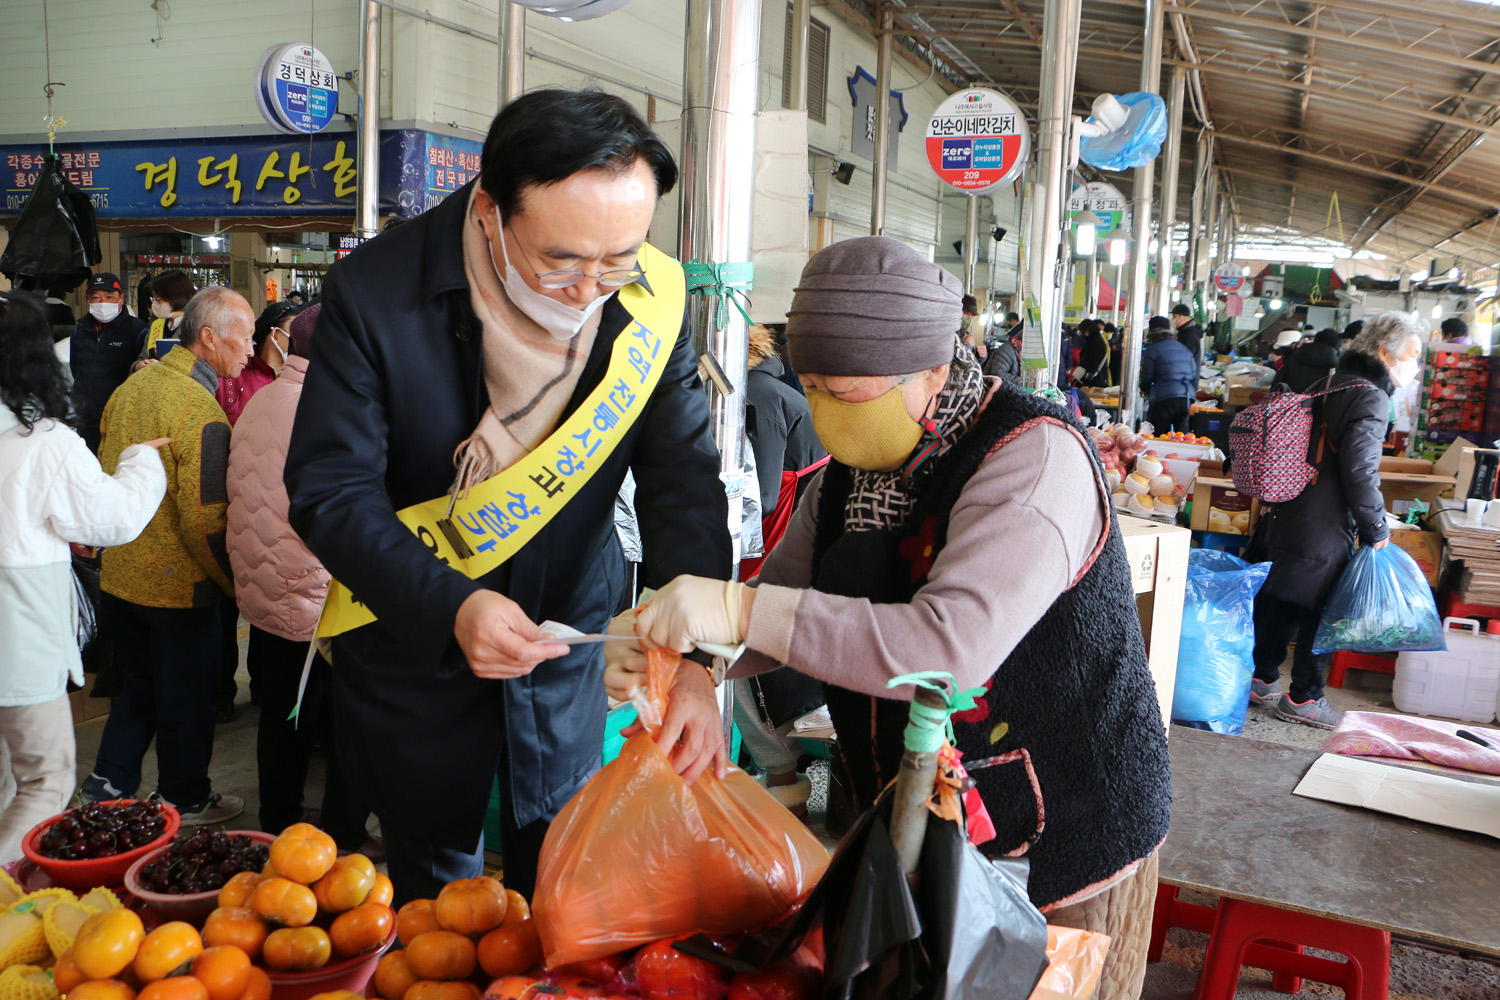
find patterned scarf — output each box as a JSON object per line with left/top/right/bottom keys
{"left": 843, "top": 342, "right": 987, "bottom": 532}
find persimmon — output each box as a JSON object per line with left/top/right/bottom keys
{"left": 132, "top": 921, "right": 203, "bottom": 982}
{"left": 66, "top": 981, "right": 138, "bottom": 1000}
{"left": 728, "top": 967, "right": 807, "bottom": 1000}
{"left": 72, "top": 908, "right": 146, "bottom": 980}
{"left": 434, "top": 879, "right": 507, "bottom": 936}
{"left": 250, "top": 877, "right": 318, "bottom": 928}
{"left": 313, "top": 857, "right": 375, "bottom": 914}
{"left": 136, "top": 977, "right": 209, "bottom": 1000}
{"left": 53, "top": 949, "right": 86, "bottom": 993}
{"left": 403, "top": 981, "right": 480, "bottom": 1000}
{"left": 201, "top": 908, "right": 268, "bottom": 962}
{"left": 372, "top": 949, "right": 417, "bottom": 1000}
{"left": 305, "top": 993, "right": 365, "bottom": 1000}
{"left": 498, "top": 891, "right": 530, "bottom": 928}
{"left": 261, "top": 926, "right": 331, "bottom": 972}
{"left": 476, "top": 922, "right": 542, "bottom": 979}
{"left": 395, "top": 900, "right": 440, "bottom": 947}
{"left": 191, "top": 946, "right": 252, "bottom": 1000}
{"left": 234, "top": 967, "right": 270, "bottom": 1000}
{"left": 217, "top": 873, "right": 263, "bottom": 910}
{"left": 634, "top": 939, "right": 727, "bottom": 1000}
{"left": 268, "top": 823, "right": 337, "bottom": 885}
{"left": 481, "top": 978, "right": 538, "bottom": 1000}
{"left": 404, "top": 930, "right": 477, "bottom": 980}
{"left": 329, "top": 901, "right": 394, "bottom": 958}
{"left": 368, "top": 874, "right": 394, "bottom": 907}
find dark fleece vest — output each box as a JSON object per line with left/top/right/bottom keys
{"left": 810, "top": 385, "right": 1173, "bottom": 908}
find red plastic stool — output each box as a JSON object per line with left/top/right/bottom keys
{"left": 1195, "top": 898, "right": 1391, "bottom": 1000}
{"left": 1150, "top": 885, "right": 1304, "bottom": 993}
{"left": 1326, "top": 650, "right": 1397, "bottom": 689}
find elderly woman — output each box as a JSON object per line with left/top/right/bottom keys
{"left": 622, "top": 237, "right": 1171, "bottom": 1000}
{"left": 1248, "top": 313, "right": 1424, "bottom": 729}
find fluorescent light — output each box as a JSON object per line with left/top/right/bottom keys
{"left": 204, "top": 235, "right": 221, "bottom": 250}
{"left": 1432, "top": 303, "right": 1444, "bottom": 319}
{"left": 1149, "top": 238, "right": 1160, "bottom": 255}
{"left": 270, "top": 245, "right": 281, "bottom": 255}
{"left": 1411, "top": 270, "right": 1429, "bottom": 281}
{"left": 1447, "top": 267, "right": 1460, "bottom": 280}
{"left": 1270, "top": 298, "right": 1283, "bottom": 310}
{"left": 1241, "top": 265, "right": 1250, "bottom": 276}
{"left": 1075, "top": 222, "right": 1096, "bottom": 256}
{"left": 1108, "top": 239, "right": 1127, "bottom": 266}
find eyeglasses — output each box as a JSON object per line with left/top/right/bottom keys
{"left": 507, "top": 226, "right": 643, "bottom": 290}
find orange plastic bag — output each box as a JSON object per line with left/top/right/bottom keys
{"left": 532, "top": 647, "right": 830, "bottom": 968}
{"left": 1026, "top": 926, "right": 1112, "bottom": 1000}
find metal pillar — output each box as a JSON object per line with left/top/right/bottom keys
{"left": 871, "top": 5, "right": 893, "bottom": 235}
{"left": 1204, "top": 177, "right": 1220, "bottom": 279}
{"left": 356, "top": 0, "right": 380, "bottom": 238}
{"left": 499, "top": 1, "right": 525, "bottom": 106}
{"left": 1187, "top": 131, "right": 1208, "bottom": 304}
{"left": 1111, "top": 261, "right": 1123, "bottom": 327}
{"left": 1086, "top": 254, "right": 1100, "bottom": 318}
{"left": 680, "top": 0, "right": 762, "bottom": 565}
{"left": 786, "top": 0, "right": 810, "bottom": 111}
{"left": 1155, "top": 65, "right": 1186, "bottom": 314}
{"left": 963, "top": 194, "right": 979, "bottom": 294}
{"left": 1026, "top": 0, "right": 1084, "bottom": 384}
{"left": 1120, "top": 0, "right": 1164, "bottom": 423}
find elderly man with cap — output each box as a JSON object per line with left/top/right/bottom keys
{"left": 69, "top": 273, "right": 149, "bottom": 453}
{"left": 1139, "top": 315, "right": 1198, "bottom": 433}
{"left": 620, "top": 236, "right": 1172, "bottom": 1000}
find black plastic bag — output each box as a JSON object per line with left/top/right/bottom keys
{"left": 71, "top": 554, "right": 99, "bottom": 651}
{"left": 0, "top": 153, "right": 100, "bottom": 292}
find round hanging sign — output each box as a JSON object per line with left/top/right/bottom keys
{"left": 925, "top": 88, "right": 1030, "bottom": 194}
{"left": 1214, "top": 263, "right": 1247, "bottom": 293}
{"left": 255, "top": 43, "right": 340, "bottom": 135}
{"left": 1066, "top": 182, "right": 1131, "bottom": 235}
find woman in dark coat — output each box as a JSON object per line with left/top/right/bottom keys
{"left": 1280, "top": 328, "right": 1342, "bottom": 393}
{"left": 1075, "top": 318, "right": 1112, "bottom": 387}
{"left": 1248, "top": 313, "right": 1423, "bottom": 728}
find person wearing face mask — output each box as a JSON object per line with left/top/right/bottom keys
{"left": 1246, "top": 312, "right": 1425, "bottom": 730}
{"left": 217, "top": 302, "right": 299, "bottom": 427}
{"left": 620, "top": 237, "right": 1172, "bottom": 1000}
{"left": 283, "top": 90, "right": 731, "bottom": 904}
{"left": 70, "top": 273, "right": 149, "bottom": 453}
{"left": 137, "top": 270, "right": 197, "bottom": 366}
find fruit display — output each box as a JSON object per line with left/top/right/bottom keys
{"left": 33, "top": 804, "right": 170, "bottom": 862}
{"left": 136, "top": 834, "right": 270, "bottom": 896}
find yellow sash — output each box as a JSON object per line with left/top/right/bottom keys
{"left": 316, "top": 242, "right": 686, "bottom": 640}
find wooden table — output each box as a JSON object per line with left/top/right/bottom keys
{"left": 1161, "top": 728, "right": 1500, "bottom": 957}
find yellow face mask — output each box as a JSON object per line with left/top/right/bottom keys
{"left": 808, "top": 385, "right": 927, "bottom": 472}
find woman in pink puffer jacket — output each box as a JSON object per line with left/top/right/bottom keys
{"left": 225, "top": 304, "right": 375, "bottom": 857}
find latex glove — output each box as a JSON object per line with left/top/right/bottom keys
{"left": 455, "top": 590, "right": 569, "bottom": 680}
{"left": 636, "top": 575, "right": 746, "bottom": 653}
{"left": 1072, "top": 366, "right": 1087, "bottom": 381}
{"left": 623, "top": 657, "right": 728, "bottom": 783}
{"left": 602, "top": 608, "right": 648, "bottom": 702}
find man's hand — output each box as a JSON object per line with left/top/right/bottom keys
{"left": 625, "top": 660, "right": 728, "bottom": 784}
{"left": 635, "top": 575, "right": 745, "bottom": 653}
{"left": 1372, "top": 538, "right": 1389, "bottom": 550}
{"left": 132, "top": 359, "right": 158, "bottom": 373}
{"left": 602, "top": 608, "right": 648, "bottom": 702}
{"left": 454, "top": 590, "right": 569, "bottom": 679}
{"left": 141, "top": 437, "right": 170, "bottom": 449}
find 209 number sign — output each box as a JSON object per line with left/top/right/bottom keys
{"left": 925, "top": 88, "right": 1030, "bottom": 195}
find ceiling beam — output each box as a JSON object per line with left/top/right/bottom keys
{"left": 1163, "top": 3, "right": 1500, "bottom": 80}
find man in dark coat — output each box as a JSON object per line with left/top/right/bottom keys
{"left": 1138, "top": 316, "right": 1197, "bottom": 432}
{"left": 1280, "top": 328, "right": 1341, "bottom": 393}
{"left": 70, "top": 272, "right": 148, "bottom": 453}
{"left": 284, "top": 91, "right": 731, "bottom": 903}
{"left": 1248, "top": 314, "right": 1423, "bottom": 729}
{"left": 1074, "top": 317, "right": 1111, "bottom": 387}
{"left": 983, "top": 321, "right": 1022, "bottom": 382}
{"left": 1170, "top": 302, "right": 1203, "bottom": 373}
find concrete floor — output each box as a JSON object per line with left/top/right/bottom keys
{"left": 61, "top": 632, "right": 1500, "bottom": 998}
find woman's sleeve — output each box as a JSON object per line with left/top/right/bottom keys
{"left": 729, "top": 471, "right": 823, "bottom": 679}
{"left": 741, "top": 421, "right": 1106, "bottom": 697}
{"left": 43, "top": 434, "right": 167, "bottom": 547}
{"left": 1338, "top": 391, "right": 1390, "bottom": 545}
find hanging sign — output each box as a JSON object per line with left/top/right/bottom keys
{"left": 255, "top": 43, "right": 340, "bottom": 135}
{"left": 848, "top": 67, "right": 908, "bottom": 168}
{"left": 925, "top": 88, "right": 1030, "bottom": 194}
{"left": 1065, "top": 182, "right": 1131, "bottom": 235}
{"left": 1214, "top": 263, "right": 1247, "bottom": 293}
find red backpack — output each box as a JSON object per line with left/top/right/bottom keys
{"left": 1228, "top": 379, "right": 1371, "bottom": 503}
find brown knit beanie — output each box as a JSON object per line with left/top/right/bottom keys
{"left": 786, "top": 236, "right": 963, "bottom": 376}
{"left": 289, "top": 302, "right": 322, "bottom": 357}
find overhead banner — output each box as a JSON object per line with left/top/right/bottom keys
{"left": 925, "top": 88, "right": 1030, "bottom": 195}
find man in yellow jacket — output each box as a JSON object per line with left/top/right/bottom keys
{"left": 76, "top": 286, "right": 255, "bottom": 826}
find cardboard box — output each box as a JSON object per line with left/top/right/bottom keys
{"left": 1227, "top": 385, "right": 1270, "bottom": 408}
{"left": 1389, "top": 529, "right": 1443, "bottom": 586}
{"left": 1455, "top": 447, "right": 1500, "bottom": 501}
{"left": 1380, "top": 457, "right": 1434, "bottom": 475}
{"left": 69, "top": 687, "right": 110, "bottom": 725}
{"left": 1190, "top": 477, "right": 1260, "bottom": 535}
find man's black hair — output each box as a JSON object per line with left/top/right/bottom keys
{"left": 481, "top": 89, "right": 678, "bottom": 221}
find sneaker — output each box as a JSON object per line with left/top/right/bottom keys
{"left": 71, "top": 773, "right": 124, "bottom": 807}
{"left": 160, "top": 791, "right": 245, "bottom": 827}
{"left": 1273, "top": 694, "right": 1341, "bottom": 730}
{"left": 1249, "top": 678, "right": 1282, "bottom": 705}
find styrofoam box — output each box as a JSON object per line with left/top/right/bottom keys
{"left": 1394, "top": 618, "right": 1500, "bottom": 724}
{"left": 1142, "top": 439, "right": 1217, "bottom": 461}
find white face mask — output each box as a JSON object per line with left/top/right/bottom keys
{"left": 489, "top": 209, "right": 611, "bottom": 340}
{"left": 150, "top": 300, "right": 174, "bottom": 319}
{"left": 269, "top": 330, "right": 288, "bottom": 364}
{"left": 89, "top": 302, "right": 122, "bottom": 324}
{"left": 1391, "top": 357, "right": 1420, "bottom": 389}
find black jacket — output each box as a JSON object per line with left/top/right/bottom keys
{"left": 745, "top": 355, "right": 824, "bottom": 520}
{"left": 284, "top": 180, "right": 731, "bottom": 846}
{"left": 69, "top": 312, "right": 148, "bottom": 453}
{"left": 1280, "top": 341, "right": 1340, "bottom": 394}
{"left": 1079, "top": 330, "right": 1111, "bottom": 387}
{"left": 983, "top": 341, "right": 1021, "bottom": 383}
{"left": 1252, "top": 350, "right": 1393, "bottom": 609}
{"left": 1176, "top": 320, "right": 1204, "bottom": 366}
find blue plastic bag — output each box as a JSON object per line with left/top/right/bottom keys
{"left": 1172, "top": 549, "right": 1270, "bottom": 734}
{"left": 1311, "top": 545, "right": 1446, "bottom": 654}
{"left": 1078, "top": 92, "right": 1167, "bottom": 172}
